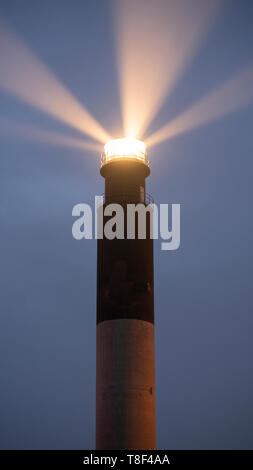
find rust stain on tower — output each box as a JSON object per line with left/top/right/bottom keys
{"left": 96, "top": 138, "right": 156, "bottom": 450}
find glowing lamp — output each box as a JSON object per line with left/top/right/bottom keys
{"left": 101, "top": 138, "right": 148, "bottom": 167}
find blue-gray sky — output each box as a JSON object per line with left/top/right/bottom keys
{"left": 0, "top": 0, "right": 253, "bottom": 449}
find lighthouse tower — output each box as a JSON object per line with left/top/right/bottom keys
{"left": 96, "top": 138, "right": 156, "bottom": 450}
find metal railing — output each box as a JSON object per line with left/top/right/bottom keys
{"left": 97, "top": 191, "right": 154, "bottom": 206}
{"left": 100, "top": 153, "right": 150, "bottom": 168}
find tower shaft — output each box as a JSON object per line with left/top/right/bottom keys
{"left": 96, "top": 159, "right": 156, "bottom": 450}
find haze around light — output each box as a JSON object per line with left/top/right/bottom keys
{"left": 0, "top": 1, "right": 253, "bottom": 155}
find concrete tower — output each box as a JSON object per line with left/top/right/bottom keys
{"left": 96, "top": 138, "right": 156, "bottom": 450}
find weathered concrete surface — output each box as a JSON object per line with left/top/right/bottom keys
{"left": 96, "top": 318, "right": 156, "bottom": 450}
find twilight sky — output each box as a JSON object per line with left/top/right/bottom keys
{"left": 0, "top": 0, "right": 253, "bottom": 449}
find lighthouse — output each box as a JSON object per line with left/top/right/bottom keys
{"left": 96, "top": 138, "right": 156, "bottom": 450}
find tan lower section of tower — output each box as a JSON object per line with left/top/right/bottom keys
{"left": 96, "top": 319, "right": 156, "bottom": 450}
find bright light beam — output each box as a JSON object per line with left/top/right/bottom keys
{"left": 114, "top": 0, "right": 221, "bottom": 140}
{"left": 0, "top": 117, "right": 103, "bottom": 153}
{"left": 0, "top": 23, "right": 111, "bottom": 144}
{"left": 146, "top": 65, "right": 253, "bottom": 147}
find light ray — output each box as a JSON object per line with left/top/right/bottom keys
{"left": 0, "top": 22, "right": 111, "bottom": 144}
{"left": 146, "top": 65, "right": 253, "bottom": 147}
{"left": 0, "top": 117, "right": 103, "bottom": 153}
{"left": 114, "top": 0, "right": 221, "bottom": 139}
